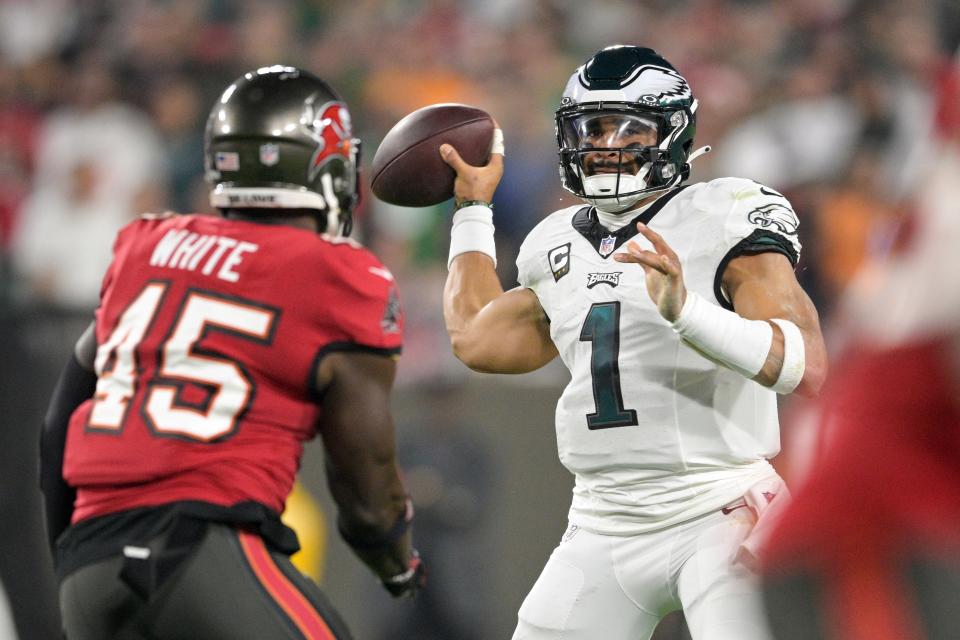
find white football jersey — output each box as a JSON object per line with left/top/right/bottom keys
{"left": 516, "top": 177, "right": 802, "bottom": 535}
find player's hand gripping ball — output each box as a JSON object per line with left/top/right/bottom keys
{"left": 371, "top": 104, "right": 495, "bottom": 207}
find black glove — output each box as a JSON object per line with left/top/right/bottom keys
{"left": 381, "top": 549, "right": 427, "bottom": 598}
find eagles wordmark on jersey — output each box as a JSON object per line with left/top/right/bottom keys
{"left": 517, "top": 177, "right": 801, "bottom": 535}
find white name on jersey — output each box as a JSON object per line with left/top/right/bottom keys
{"left": 150, "top": 229, "right": 258, "bottom": 282}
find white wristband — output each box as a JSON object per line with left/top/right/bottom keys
{"left": 491, "top": 128, "right": 504, "bottom": 155}
{"left": 769, "top": 319, "right": 805, "bottom": 394}
{"left": 672, "top": 291, "right": 773, "bottom": 378}
{"left": 447, "top": 204, "right": 496, "bottom": 269}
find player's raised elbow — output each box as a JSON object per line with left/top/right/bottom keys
{"left": 450, "top": 325, "right": 556, "bottom": 374}
{"left": 792, "top": 359, "right": 827, "bottom": 398}
{"left": 451, "top": 331, "right": 533, "bottom": 373}
{"left": 450, "top": 332, "right": 493, "bottom": 372}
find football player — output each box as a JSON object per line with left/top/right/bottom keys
{"left": 38, "top": 66, "right": 424, "bottom": 639}
{"left": 439, "top": 45, "right": 827, "bottom": 640}
{"left": 762, "top": 51, "right": 960, "bottom": 640}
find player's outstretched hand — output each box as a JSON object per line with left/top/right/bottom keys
{"left": 439, "top": 124, "right": 504, "bottom": 206}
{"left": 381, "top": 549, "right": 427, "bottom": 598}
{"left": 614, "top": 222, "right": 687, "bottom": 322}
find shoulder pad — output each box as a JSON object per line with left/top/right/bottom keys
{"left": 688, "top": 177, "right": 753, "bottom": 210}
{"left": 518, "top": 205, "right": 582, "bottom": 255}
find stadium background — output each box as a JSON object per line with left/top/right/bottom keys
{"left": 0, "top": 1, "right": 956, "bottom": 638}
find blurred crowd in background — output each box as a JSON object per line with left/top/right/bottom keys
{"left": 2, "top": 0, "right": 958, "bottom": 377}
{"left": 0, "top": 0, "right": 957, "bottom": 639}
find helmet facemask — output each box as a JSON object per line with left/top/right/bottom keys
{"left": 301, "top": 96, "right": 362, "bottom": 236}
{"left": 557, "top": 103, "right": 694, "bottom": 213}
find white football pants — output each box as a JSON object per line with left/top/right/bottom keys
{"left": 512, "top": 504, "right": 773, "bottom": 640}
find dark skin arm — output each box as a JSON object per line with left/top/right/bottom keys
{"left": 313, "top": 350, "right": 413, "bottom": 580}
{"left": 444, "top": 254, "right": 558, "bottom": 373}
{"left": 723, "top": 252, "right": 827, "bottom": 396}
{"left": 616, "top": 224, "right": 827, "bottom": 397}
{"left": 440, "top": 138, "right": 559, "bottom": 373}
{"left": 75, "top": 321, "right": 97, "bottom": 369}
{"left": 40, "top": 321, "right": 97, "bottom": 551}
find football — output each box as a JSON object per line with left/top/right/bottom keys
{"left": 370, "top": 104, "right": 494, "bottom": 207}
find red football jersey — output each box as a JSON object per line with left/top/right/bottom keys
{"left": 762, "top": 340, "right": 960, "bottom": 640}
{"left": 764, "top": 338, "right": 960, "bottom": 568}
{"left": 63, "top": 214, "right": 403, "bottom": 523}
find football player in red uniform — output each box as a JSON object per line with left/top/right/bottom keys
{"left": 761, "top": 53, "right": 960, "bottom": 640}
{"left": 38, "top": 66, "right": 424, "bottom": 639}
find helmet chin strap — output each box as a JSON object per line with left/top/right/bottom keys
{"left": 323, "top": 209, "right": 341, "bottom": 236}
{"left": 320, "top": 172, "right": 344, "bottom": 236}
{"left": 688, "top": 145, "right": 712, "bottom": 164}
{"left": 583, "top": 162, "right": 651, "bottom": 213}
{"left": 591, "top": 192, "right": 643, "bottom": 213}
{"left": 583, "top": 164, "right": 650, "bottom": 221}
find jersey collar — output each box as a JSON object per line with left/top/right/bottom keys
{"left": 571, "top": 186, "right": 688, "bottom": 258}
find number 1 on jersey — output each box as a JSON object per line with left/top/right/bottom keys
{"left": 579, "top": 302, "right": 638, "bottom": 429}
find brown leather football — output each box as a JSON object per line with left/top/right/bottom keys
{"left": 370, "top": 104, "right": 494, "bottom": 207}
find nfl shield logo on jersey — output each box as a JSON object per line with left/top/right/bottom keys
{"left": 259, "top": 143, "right": 280, "bottom": 166}
{"left": 599, "top": 235, "right": 616, "bottom": 257}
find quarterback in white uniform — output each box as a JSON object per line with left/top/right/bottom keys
{"left": 439, "top": 45, "right": 827, "bottom": 640}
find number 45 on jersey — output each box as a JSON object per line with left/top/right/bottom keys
{"left": 89, "top": 282, "right": 278, "bottom": 442}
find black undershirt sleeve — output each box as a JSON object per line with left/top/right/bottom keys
{"left": 39, "top": 354, "right": 97, "bottom": 552}
{"left": 713, "top": 229, "right": 799, "bottom": 310}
